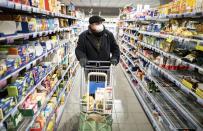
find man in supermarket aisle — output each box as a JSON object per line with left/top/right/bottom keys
{"left": 75, "top": 15, "right": 120, "bottom": 67}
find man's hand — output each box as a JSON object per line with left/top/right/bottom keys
{"left": 80, "top": 58, "right": 87, "bottom": 67}
{"left": 110, "top": 58, "right": 118, "bottom": 65}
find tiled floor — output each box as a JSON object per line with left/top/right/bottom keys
{"left": 58, "top": 66, "right": 153, "bottom": 131}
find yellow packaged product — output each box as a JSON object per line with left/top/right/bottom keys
{"left": 39, "top": 0, "right": 45, "bottom": 10}
{"left": 186, "top": 0, "right": 196, "bottom": 12}
{"left": 196, "top": 88, "right": 203, "bottom": 98}
{"left": 182, "top": 79, "right": 193, "bottom": 90}
{"left": 0, "top": 108, "right": 3, "bottom": 120}
{"left": 179, "top": 0, "right": 186, "bottom": 13}
{"left": 47, "top": 119, "right": 55, "bottom": 131}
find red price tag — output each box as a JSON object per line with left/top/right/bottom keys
{"left": 7, "top": 37, "right": 14, "bottom": 43}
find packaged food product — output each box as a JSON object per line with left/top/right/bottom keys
{"left": 0, "top": 21, "right": 17, "bottom": 37}
{"left": 0, "top": 60, "right": 7, "bottom": 78}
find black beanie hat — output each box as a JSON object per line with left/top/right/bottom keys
{"left": 89, "top": 15, "right": 105, "bottom": 24}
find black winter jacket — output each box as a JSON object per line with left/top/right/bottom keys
{"left": 75, "top": 29, "right": 120, "bottom": 62}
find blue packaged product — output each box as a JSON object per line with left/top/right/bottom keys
{"left": 1, "top": 100, "right": 11, "bottom": 112}
{"left": 40, "top": 41, "right": 47, "bottom": 52}
{"left": 5, "top": 59, "right": 15, "bottom": 73}
{"left": 20, "top": 55, "right": 28, "bottom": 65}
{"left": 20, "top": 22, "right": 30, "bottom": 33}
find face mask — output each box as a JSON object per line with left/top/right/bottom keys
{"left": 95, "top": 24, "right": 104, "bottom": 32}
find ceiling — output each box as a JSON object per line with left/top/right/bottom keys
{"left": 65, "top": 0, "right": 161, "bottom": 8}
{"left": 62, "top": 0, "right": 171, "bottom": 16}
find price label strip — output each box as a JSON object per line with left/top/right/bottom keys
{"left": 33, "top": 32, "right": 38, "bottom": 38}
{"left": 7, "top": 1, "right": 14, "bottom": 8}
{"left": 24, "top": 34, "right": 30, "bottom": 40}
{"left": 7, "top": 37, "right": 14, "bottom": 43}
{"left": 15, "top": 3, "right": 21, "bottom": 10}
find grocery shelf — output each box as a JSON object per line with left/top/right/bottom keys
{"left": 137, "top": 52, "right": 203, "bottom": 105}
{"left": 0, "top": 52, "right": 70, "bottom": 125}
{"left": 23, "top": 79, "right": 62, "bottom": 131}
{"left": 120, "top": 64, "right": 162, "bottom": 131}
{"left": 43, "top": 75, "right": 73, "bottom": 131}
{"left": 121, "top": 37, "right": 137, "bottom": 49}
{"left": 121, "top": 56, "right": 195, "bottom": 130}
{"left": 139, "top": 41, "right": 203, "bottom": 72}
{"left": 54, "top": 63, "right": 79, "bottom": 131}
{"left": 119, "top": 18, "right": 169, "bottom": 22}
{"left": 0, "top": 27, "right": 73, "bottom": 42}
{"left": 121, "top": 31, "right": 203, "bottom": 73}
{"left": 0, "top": 64, "right": 57, "bottom": 126}
{"left": 119, "top": 27, "right": 138, "bottom": 31}
{"left": 120, "top": 26, "right": 203, "bottom": 44}
{"left": 139, "top": 30, "right": 202, "bottom": 43}
{"left": 158, "top": 11, "right": 203, "bottom": 19}
{"left": 123, "top": 32, "right": 137, "bottom": 40}
{"left": 0, "top": 1, "right": 80, "bottom": 20}
{"left": 136, "top": 63, "right": 203, "bottom": 130}
{"left": 122, "top": 51, "right": 136, "bottom": 66}
{"left": 120, "top": 44, "right": 136, "bottom": 58}
{"left": 0, "top": 46, "right": 58, "bottom": 82}
{"left": 20, "top": 61, "right": 78, "bottom": 131}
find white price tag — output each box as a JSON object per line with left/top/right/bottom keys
{"left": 27, "top": 6, "right": 31, "bottom": 12}
{"left": 26, "top": 63, "right": 31, "bottom": 70}
{"left": 33, "top": 32, "right": 37, "bottom": 38}
{"left": 24, "top": 34, "right": 29, "bottom": 40}
{"left": 11, "top": 107, "right": 18, "bottom": 116}
{"left": 39, "top": 32, "right": 43, "bottom": 37}
{"left": 15, "top": 3, "right": 21, "bottom": 10}
{"left": 7, "top": 37, "right": 14, "bottom": 43}
{"left": 44, "top": 31, "right": 48, "bottom": 36}
{"left": 33, "top": 60, "right": 37, "bottom": 66}
{"left": 0, "top": 1, "right": 7, "bottom": 7}
{"left": 7, "top": 1, "right": 14, "bottom": 8}
{"left": 21, "top": 4, "right": 27, "bottom": 11}
{"left": 32, "top": 7, "right": 37, "bottom": 13}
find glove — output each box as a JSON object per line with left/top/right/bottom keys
{"left": 110, "top": 58, "right": 118, "bottom": 65}
{"left": 79, "top": 58, "right": 87, "bottom": 67}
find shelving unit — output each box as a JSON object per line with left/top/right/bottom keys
{"left": 118, "top": 4, "right": 203, "bottom": 130}
{"left": 0, "top": 1, "right": 83, "bottom": 130}
{"left": 0, "top": 1, "right": 81, "bottom": 20}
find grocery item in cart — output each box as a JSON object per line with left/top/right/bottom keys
{"left": 82, "top": 95, "right": 94, "bottom": 111}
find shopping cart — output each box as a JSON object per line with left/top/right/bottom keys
{"left": 79, "top": 61, "right": 114, "bottom": 131}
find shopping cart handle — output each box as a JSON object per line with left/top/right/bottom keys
{"left": 86, "top": 61, "right": 111, "bottom": 67}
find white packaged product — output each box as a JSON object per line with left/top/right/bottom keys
{"left": 0, "top": 21, "right": 16, "bottom": 36}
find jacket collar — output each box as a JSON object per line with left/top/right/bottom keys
{"left": 86, "top": 28, "right": 108, "bottom": 52}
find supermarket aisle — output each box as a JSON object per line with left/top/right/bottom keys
{"left": 58, "top": 65, "right": 153, "bottom": 131}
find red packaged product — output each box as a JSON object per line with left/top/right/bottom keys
{"left": 10, "top": 0, "right": 20, "bottom": 3}
{"left": 21, "top": 0, "right": 30, "bottom": 5}
{"left": 44, "top": 0, "right": 50, "bottom": 11}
